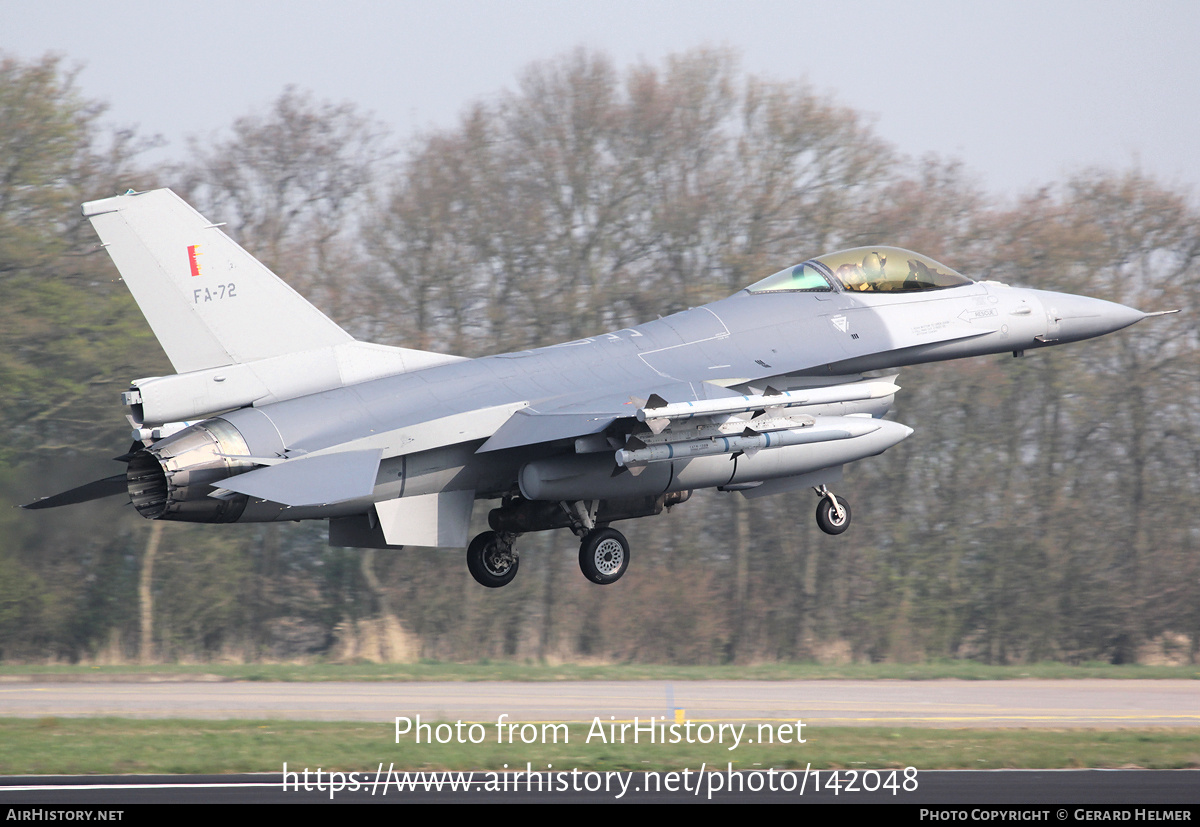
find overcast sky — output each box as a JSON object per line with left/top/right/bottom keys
{"left": 4, "top": 0, "right": 1198, "bottom": 197}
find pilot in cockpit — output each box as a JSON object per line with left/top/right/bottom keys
{"left": 836, "top": 251, "right": 888, "bottom": 292}
{"left": 861, "top": 252, "right": 887, "bottom": 289}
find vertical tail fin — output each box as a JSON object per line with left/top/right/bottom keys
{"left": 83, "top": 189, "right": 353, "bottom": 374}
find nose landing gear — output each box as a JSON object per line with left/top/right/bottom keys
{"left": 814, "top": 485, "right": 851, "bottom": 535}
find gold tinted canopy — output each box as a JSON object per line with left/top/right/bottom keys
{"left": 747, "top": 247, "right": 973, "bottom": 294}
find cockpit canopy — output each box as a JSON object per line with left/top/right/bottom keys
{"left": 746, "top": 247, "right": 973, "bottom": 294}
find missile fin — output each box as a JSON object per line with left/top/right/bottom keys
{"left": 646, "top": 417, "right": 669, "bottom": 435}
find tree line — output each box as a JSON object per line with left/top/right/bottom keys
{"left": 2, "top": 48, "right": 1197, "bottom": 665}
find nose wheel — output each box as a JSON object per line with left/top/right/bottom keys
{"left": 466, "top": 530, "right": 519, "bottom": 588}
{"left": 814, "top": 486, "right": 851, "bottom": 535}
{"left": 579, "top": 527, "right": 630, "bottom": 585}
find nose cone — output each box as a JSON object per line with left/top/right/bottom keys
{"left": 1031, "top": 290, "right": 1147, "bottom": 344}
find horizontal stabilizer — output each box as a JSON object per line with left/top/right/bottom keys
{"left": 216, "top": 449, "right": 382, "bottom": 506}
{"left": 22, "top": 474, "right": 128, "bottom": 510}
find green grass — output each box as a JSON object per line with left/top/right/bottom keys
{"left": 1, "top": 660, "right": 1197, "bottom": 682}
{"left": 1, "top": 718, "right": 1197, "bottom": 774}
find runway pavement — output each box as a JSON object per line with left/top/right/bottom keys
{"left": 1, "top": 679, "right": 1197, "bottom": 726}
{"left": 2, "top": 679, "right": 1197, "bottom": 805}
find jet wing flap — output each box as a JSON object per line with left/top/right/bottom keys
{"left": 476, "top": 381, "right": 751, "bottom": 453}
{"left": 477, "top": 409, "right": 616, "bottom": 453}
{"left": 217, "top": 449, "right": 383, "bottom": 506}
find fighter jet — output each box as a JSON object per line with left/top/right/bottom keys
{"left": 23, "top": 189, "right": 1171, "bottom": 588}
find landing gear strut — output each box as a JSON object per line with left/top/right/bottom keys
{"left": 466, "top": 530, "right": 519, "bottom": 588}
{"left": 814, "top": 485, "right": 851, "bottom": 535}
{"left": 578, "top": 527, "right": 630, "bottom": 585}
{"left": 467, "top": 497, "right": 647, "bottom": 587}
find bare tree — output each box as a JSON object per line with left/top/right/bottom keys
{"left": 179, "top": 87, "right": 392, "bottom": 333}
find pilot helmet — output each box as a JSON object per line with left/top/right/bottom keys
{"left": 861, "top": 251, "right": 886, "bottom": 278}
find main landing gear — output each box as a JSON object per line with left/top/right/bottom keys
{"left": 814, "top": 485, "right": 852, "bottom": 535}
{"left": 466, "top": 525, "right": 632, "bottom": 588}
{"left": 466, "top": 530, "right": 519, "bottom": 588}
{"left": 578, "top": 527, "right": 630, "bottom": 585}
{"left": 466, "top": 499, "right": 635, "bottom": 588}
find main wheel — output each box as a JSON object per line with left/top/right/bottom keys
{"left": 466, "top": 531, "right": 519, "bottom": 588}
{"left": 579, "top": 527, "right": 630, "bottom": 585}
{"left": 815, "top": 495, "right": 851, "bottom": 535}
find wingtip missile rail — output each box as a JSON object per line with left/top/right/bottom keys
{"left": 635, "top": 380, "right": 900, "bottom": 428}
{"left": 615, "top": 417, "right": 884, "bottom": 468}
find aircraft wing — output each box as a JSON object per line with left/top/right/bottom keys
{"left": 476, "top": 373, "right": 901, "bottom": 455}
{"left": 476, "top": 381, "right": 735, "bottom": 453}
{"left": 477, "top": 408, "right": 617, "bottom": 453}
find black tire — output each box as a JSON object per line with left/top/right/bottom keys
{"left": 815, "top": 495, "right": 851, "bottom": 535}
{"left": 578, "top": 527, "right": 630, "bottom": 585}
{"left": 466, "top": 531, "right": 519, "bottom": 588}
